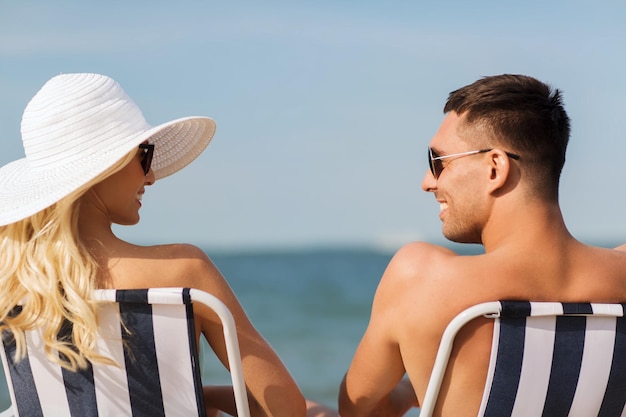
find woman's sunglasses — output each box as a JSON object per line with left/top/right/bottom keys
{"left": 138, "top": 143, "right": 155, "bottom": 175}
{"left": 428, "top": 147, "right": 520, "bottom": 179}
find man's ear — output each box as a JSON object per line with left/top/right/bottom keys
{"left": 486, "top": 149, "right": 514, "bottom": 194}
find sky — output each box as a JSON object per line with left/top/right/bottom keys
{"left": 1, "top": 0, "right": 625, "bottom": 252}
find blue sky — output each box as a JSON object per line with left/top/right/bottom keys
{"left": 1, "top": 1, "right": 625, "bottom": 251}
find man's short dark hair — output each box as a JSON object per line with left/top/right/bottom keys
{"left": 444, "top": 74, "right": 570, "bottom": 198}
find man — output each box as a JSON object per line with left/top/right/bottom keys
{"left": 338, "top": 74, "right": 626, "bottom": 417}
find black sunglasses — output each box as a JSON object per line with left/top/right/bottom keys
{"left": 428, "top": 147, "right": 520, "bottom": 179}
{"left": 138, "top": 143, "right": 155, "bottom": 175}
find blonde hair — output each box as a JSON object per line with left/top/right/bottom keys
{"left": 0, "top": 150, "right": 137, "bottom": 371}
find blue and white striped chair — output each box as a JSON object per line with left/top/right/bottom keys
{"left": 0, "top": 287, "right": 250, "bottom": 417}
{"left": 420, "top": 301, "right": 626, "bottom": 417}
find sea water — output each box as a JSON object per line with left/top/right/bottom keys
{"left": 0, "top": 244, "right": 485, "bottom": 415}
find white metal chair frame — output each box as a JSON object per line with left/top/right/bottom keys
{"left": 420, "top": 302, "right": 501, "bottom": 417}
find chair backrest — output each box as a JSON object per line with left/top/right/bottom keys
{"left": 0, "top": 287, "right": 250, "bottom": 417}
{"left": 420, "top": 300, "right": 626, "bottom": 417}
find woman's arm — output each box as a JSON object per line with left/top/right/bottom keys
{"left": 176, "top": 244, "right": 306, "bottom": 417}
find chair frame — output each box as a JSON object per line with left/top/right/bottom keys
{"left": 0, "top": 287, "right": 250, "bottom": 417}
{"left": 420, "top": 302, "right": 501, "bottom": 417}
{"left": 419, "top": 301, "right": 626, "bottom": 417}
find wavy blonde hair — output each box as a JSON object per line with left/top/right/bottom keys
{"left": 0, "top": 150, "right": 137, "bottom": 371}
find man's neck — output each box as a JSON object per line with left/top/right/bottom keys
{"left": 481, "top": 201, "right": 572, "bottom": 253}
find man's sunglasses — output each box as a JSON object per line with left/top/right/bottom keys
{"left": 138, "top": 143, "right": 155, "bottom": 175}
{"left": 428, "top": 147, "right": 520, "bottom": 179}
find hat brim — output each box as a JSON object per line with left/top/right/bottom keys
{"left": 0, "top": 116, "right": 215, "bottom": 226}
{"left": 148, "top": 116, "right": 216, "bottom": 180}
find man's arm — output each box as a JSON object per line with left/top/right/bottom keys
{"left": 339, "top": 376, "right": 417, "bottom": 417}
{"left": 338, "top": 248, "right": 422, "bottom": 417}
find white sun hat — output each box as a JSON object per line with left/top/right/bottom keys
{"left": 0, "top": 73, "right": 216, "bottom": 226}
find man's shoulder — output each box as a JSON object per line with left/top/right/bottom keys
{"left": 394, "top": 241, "right": 458, "bottom": 260}
{"left": 374, "top": 242, "right": 479, "bottom": 301}
{"left": 377, "top": 241, "right": 497, "bottom": 310}
{"left": 386, "top": 241, "right": 477, "bottom": 280}
{"left": 372, "top": 242, "right": 488, "bottom": 342}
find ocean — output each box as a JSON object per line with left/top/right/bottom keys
{"left": 0, "top": 243, "right": 485, "bottom": 415}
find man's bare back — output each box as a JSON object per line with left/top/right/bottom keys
{"left": 338, "top": 75, "right": 626, "bottom": 417}
{"left": 373, "top": 241, "right": 626, "bottom": 416}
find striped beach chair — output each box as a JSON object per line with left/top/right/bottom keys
{"left": 420, "top": 300, "right": 626, "bottom": 417}
{"left": 0, "top": 287, "right": 250, "bottom": 417}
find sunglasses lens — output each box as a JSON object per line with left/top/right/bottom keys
{"left": 428, "top": 148, "right": 440, "bottom": 179}
{"left": 143, "top": 152, "right": 153, "bottom": 175}
{"left": 139, "top": 144, "right": 154, "bottom": 175}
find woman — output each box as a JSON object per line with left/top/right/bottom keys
{"left": 0, "top": 73, "right": 325, "bottom": 417}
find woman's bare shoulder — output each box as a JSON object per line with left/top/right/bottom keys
{"left": 132, "top": 242, "right": 209, "bottom": 259}
{"left": 108, "top": 242, "right": 222, "bottom": 289}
